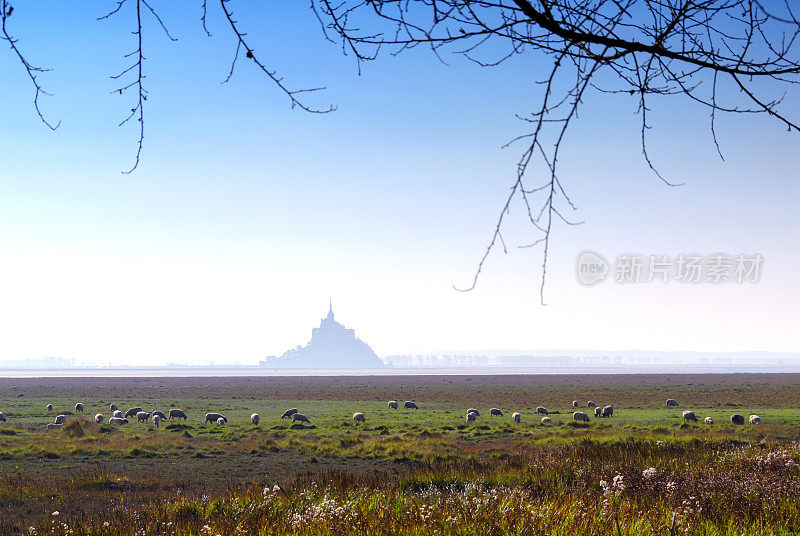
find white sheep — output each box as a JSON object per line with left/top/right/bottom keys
{"left": 704, "top": 417, "right": 714, "bottom": 424}
{"left": 109, "top": 417, "right": 128, "bottom": 425}
{"left": 153, "top": 415, "right": 161, "bottom": 428}
{"left": 388, "top": 401, "right": 399, "bottom": 409}
{"left": 731, "top": 414, "right": 745, "bottom": 425}
{"left": 251, "top": 413, "right": 260, "bottom": 425}
{"left": 55, "top": 415, "right": 67, "bottom": 425}
{"left": 75, "top": 403, "right": 84, "bottom": 413}
{"left": 466, "top": 412, "right": 477, "bottom": 422}
{"left": 292, "top": 413, "right": 311, "bottom": 424}
{"left": 587, "top": 401, "right": 597, "bottom": 407}
{"left": 601, "top": 405, "right": 614, "bottom": 418}
{"left": 541, "top": 416, "right": 552, "bottom": 424}
{"left": 594, "top": 406, "right": 602, "bottom": 417}
{"left": 666, "top": 399, "right": 679, "bottom": 407}
{"left": 95, "top": 413, "right": 104, "bottom": 424}
{"left": 0, "top": 412, "right": 5, "bottom": 422}
{"left": 573, "top": 411, "right": 590, "bottom": 422}
{"left": 47, "top": 423, "right": 62, "bottom": 430}
{"left": 512, "top": 412, "right": 521, "bottom": 423}
{"left": 404, "top": 401, "right": 419, "bottom": 409}
{"left": 110, "top": 403, "right": 118, "bottom": 411}
{"left": 489, "top": 408, "right": 503, "bottom": 417}
{"left": 467, "top": 408, "right": 480, "bottom": 417}
{"left": 749, "top": 415, "right": 761, "bottom": 425}
{"left": 113, "top": 410, "right": 123, "bottom": 419}
{"left": 536, "top": 407, "right": 548, "bottom": 415}
{"left": 682, "top": 410, "right": 697, "bottom": 422}
{"left": 572, "top": 401, "right": 579, "bottom": 408}
{"left": 136, "top": 411, "right": 151, "bottom": 423}
{"left": 353, "top": 412, "right": 366, "bottom": 422}
{"left": 46, "top": 404, "right": 53, "bottom": 412}
{"left": 216, "top": 417, "right": 226, "bottom": 426}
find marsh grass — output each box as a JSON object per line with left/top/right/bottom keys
{"left": 9, "top": 440, "right": 800, "bottom": 535}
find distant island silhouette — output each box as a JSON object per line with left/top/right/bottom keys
{"left": 261, "top": 303, "right": 385, "bottom": 369}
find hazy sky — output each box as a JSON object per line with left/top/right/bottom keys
{"left": 1, "top": 3, "right": 798, "bottom": 365}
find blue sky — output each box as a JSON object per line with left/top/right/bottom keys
{"left": 0, "top": 2, "right": 798, "bottom": 365}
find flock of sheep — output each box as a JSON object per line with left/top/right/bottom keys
{"left": 666, "top": 399, "right": 762, "bottom": 425}
{"left": 37, "top": 403, "right": 198, "bottom": 430}
{"left": 33, "top": 403, "right": 311, "bottom": 429}
{"left": 0, "top": 397, "right": 764, "bottom": 429}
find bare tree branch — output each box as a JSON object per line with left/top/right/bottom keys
{"left": 1, "top": 0, "right": 60, "bottom": 130}
{"left": 308, "top": 0, "right": 798, "bottom": 301}
{"left": 201, "top": 0, "right": 212, "bottom": 36}
{"left": 219, "top": 0, "right": 336, "bottom": 114}
{"left": 102, "top": 0, "right": 146, "bottom": 173}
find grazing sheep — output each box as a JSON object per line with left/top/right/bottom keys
{"left": 682, "top": 410, "right": 698, "bottom": 422}
{"left": 75, "top": 403, "right": 84, "bottom": 413}
{"left": 168, "top": 408, "right": 187, "bottom": 420}
{"left": 109, "top": 417, "right": 128, "bottom": 425}
{"left": 152, "top": 415, "right": 160, "bottom": 428}
{"left": 113, "top": 410, "right": 123, "bottom": 419}
{"left": 95, "top": 413, "right": 104, "bottom": 424}
{"left": 536, "top": 407, "right": 548, "bottom": 415}
{"left": 749, "top": 415, "right": 761, "bottom": 425}
{"left": 731, "top": 414, "right": 745, "bottom": 425}
{"left": 466, "top": 412, "right": 477, "bottom": 422}
{"left": 152, "top": 411, "right": 168, "bottom": 421}
{"left": 205, "top": 413, "right": 227, "bottom": 424}
{"left": 216, "top": 417, "right": 225, "bottom": 426}
{"left": 125, "top": 407, "right": 144, "bottom": 419}
{"left": 388, "top": 401, "right": 399, "bottom": 409}
{"left": 46, "top": 404, "right": 53, "bottom": 412}
{"left": 666, "top": 399, "right": 679, "bottom": 407}
{"left": 704, "top": 417, "right": 714, "bottom": 424}
{"left": 281, "top": 408, "right": 299, "bottom": 419}
{"left": 467, "top": 408, "right": 480, "bottom": 416}
{"left": 489, "top": 408, "right": 503, "bottom": 417}
{"left": 353, "top": 412, "right": 366, "bottom": 422}
{"left": 55, "top": 415, "right": 67, "bottom": 425}
{"left": 47, "top": 423, "right": 62, "bottom": 430}
{"left": 573, "top": 411, "right": 590, "bottom": 422}
{"left": 292, "top": 413, "right": 311, "bottom": 424}
{"left": 572, "top": 401, "right": 579, "bottom": 408}
{"left": 541, "top": 417, "right": 552, "bottom": 424}
{"left": 602, "top": 405, "right": 614, "bottom": 418}
{"left": 595, "top": 406, "right": 603, "bottom": 417}
{"left": 512, "top": 412, "right": 521, "bottom": 423}
{"left": 135, "top": 411, "right": 151, "bottom": 423}
{"left": 0, "top": 412, "right": 5, "bottom": 422}
{"left": 110, "top": 404, "right": 118, "bottom": 411}
{"left": 587, "top": 401, "right": 596, "bottom": 408}
{"left": 404, "top": 401, "right": 419, "bottom": 409}
{"left": 250, "top": 413, "right": 260, "bottom": 425}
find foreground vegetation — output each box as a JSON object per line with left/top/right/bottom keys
{"left": 1, "top": 374, "right": 800, "bottom": 534}
{"left": 9, "top": 440, "right": 800, "bottom": 535}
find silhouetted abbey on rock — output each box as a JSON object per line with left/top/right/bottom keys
{"left": 263, "top": 303, "right": 385, "bottom": 369}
